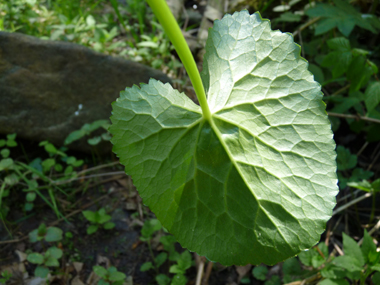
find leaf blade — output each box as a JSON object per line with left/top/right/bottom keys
{"left": 110, "top": 11, "right": 338, "bottom": 266}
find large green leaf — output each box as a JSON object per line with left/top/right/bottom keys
{"left": 342, "top": 233, "right": 364, "bottom": 266}
{"left": 110, "top": 11, "right": 338, "bottom": 266}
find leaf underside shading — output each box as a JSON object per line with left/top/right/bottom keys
{"left": 110, "top": 11, "right": 338, "bottom": 266}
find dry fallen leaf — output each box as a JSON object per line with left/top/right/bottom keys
{"left": 71, "top": 275, "right": 85, "bottom": 285}
{"left": 73, "top": 262, "right": 83, "bottom": 273}
{"left": 15, "top": 250, "right": 27, "bottom": 262}
{"left": 86, "top": 271, "right": 100, "bottom": 285}
{"left": 96, "top": 255, "right": 110, "bottom": 267}
{"left": 125, "top": 201, "right": 137, "bottom": 210}
{"left": 235, "top": 264, "right": 252, "bottom": 283}
{"left": 124, "top": 276, "right": 133, "bottom": 285}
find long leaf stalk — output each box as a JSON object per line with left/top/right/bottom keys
{"left": 146, "top": 0, "right": 212, "bottom": 120}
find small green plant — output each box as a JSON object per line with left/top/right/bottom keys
{"left": 0, "top": 135, "right": 84, "bottom": 225}
{"left": 160, "top": 235, "right": 180, "bottom": 262}
{"left": 0, "top": 133, "right": 17, "bottom": 175}
{"left": 167, "top": 251, "right": 192, "bottom": 285}
{"left": 299, "top": 231, "right": 380, "bottom": 285}
{"left": 27, "top": 246, "right": 63, "bottom": 278}
{"left": 125, "top": 23, "right": 182, "bottom": 71}
{"left": 27, "top": 223, "right": 64, "bottom": 278}
{"left": 252, "top": 265, "right": 268, "bottom": 281}
{"left": 0, "top": 133, "right": 17, "bottom": 148}
{"left": 64, "top": 120, "right": 111, "bottom": 147}
{"left": 348, "top": 179, "right": 380, "bottom": 193}
{"left": 140, "top": 219, "right": 166, "bottom": 273}
{"left": 82, "top": 207, "right": 115, "bottom": 235}
{"left": 251, "top": 261, "right": 294, "bottom": 285}
{"left": 93, "top": 265, "right": 126, "bottom": 285}
{"left": 29, "top": 223, "right": 63, "bottom": 243}
{"left": 63, "top": 231, "right": 74, "bottom": 251}
{"left": 0, "top": 270, "right": 12, "bottom": 284}
{"left": 139, "top": 219, "right": 193, "bottom": 285}
{"left": 0, "top": 0, "right": 126, "bottom": 54}
{"left": 0, "top": 133, "right": 18, "bottom": 220}
{"left": 250, "top": 230, "right": 380, "bottom": 284}
{"left": 336, "top": 145, "right": 374, "bottom": 189}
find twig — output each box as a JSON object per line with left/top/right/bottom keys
{"left": 332, "top": 215, "right": 343, "bottom": 232}
{"left": 316, "top": 245, "right": 326, "bottom": 259}
{"left": 337, "top": 189, "right": 361, "bottom": 204}
{"left": 328, "top": 112, "right": 380, "bottom": 124}
{"left": 51, "top": 161, "right": 120, "bottom": 179}
{"left": 372, "top": 143, "right": 380, "bottom": 160}
{"left": 322, "top": 87, "right": 330, "bottom": 96}
{"left": 332, "top": 240, "right": 344, "bottom": 256}
{"left": 195, "top": 256, "right": 205, "bottom": 285}
{"left": 367, "top": 148, "right": 380, "bottom": 171}
{"left": 54, "top": 171, "right": 125, "bottom": 185}
{"left": 202, "top": 261, "right": 213, "bottom": 285}
{"left": 0, "top": 193, "right": 111, "bottom": 244}
{"left": 49, "top": 194, "right": 109, "bottom": 226}
{"left": 329, "top": 84, "right": 350, "bottom": 97}
{"left": 333, "top": 192, "right": 372, "bottom": 216}
{"left": 72, "top": 174, "right": 125, "bottom": 196}
{"left": 368, "top": 218, "right": 380, "bottom": 235}
{"left": 298, "top": 272, "right": 322, "bottom": 285}
{"left": 293, "top": 17, "right": 321, "bottom": 37}
{"left": 0, "top": 235, "right": 28, "bottom": 245}
{"left": 358, "top": 219, "right": 380, "bottom": 246}
{"left": 357, "top": 141, "right": 369, "bottom": 157}
{"left": 76, "top": 161, "right": 120, "bottom": 176}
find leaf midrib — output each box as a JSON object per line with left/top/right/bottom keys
{"left": 207, "top": 114, "right": 313, "bottom": 247}
{"left": 212, "top": 112, "right": 333, "bottom": 169}
{"left": 211, "top": 111, "right": 335, "bottom": 216}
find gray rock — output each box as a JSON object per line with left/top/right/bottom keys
{"left": 0, "top": 32, "right": 171, "bottom": 153}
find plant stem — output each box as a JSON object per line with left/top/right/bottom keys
{"left": 195, "top": 256, "right": 205, "bottom": 285}
{"left": 332, "top": 192, "right": 372, "bottom": 216}
{"left": 327, "top": 112, "right": 380, "bottom": 124}
{"left": 146, "top": 0, "right": 212, "bottom": 120}
{"left": 203, "top": 261, "right": 213, "bottom": 285}
{"left": 293, "top": 17, "right": 321, "bottom": 37}
{"left": 329, "top": 84, "right": 350, "bottom": 97}
{"left": 147, "top": 240, "right": 158, "bottom": 274}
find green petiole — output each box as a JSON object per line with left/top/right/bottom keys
{"left": 146, "top": 0, "right": 212, "bottom": 120}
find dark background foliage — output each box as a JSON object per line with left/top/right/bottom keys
{"left": 0, "top": 0, "right": 379, "bottom": 284}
